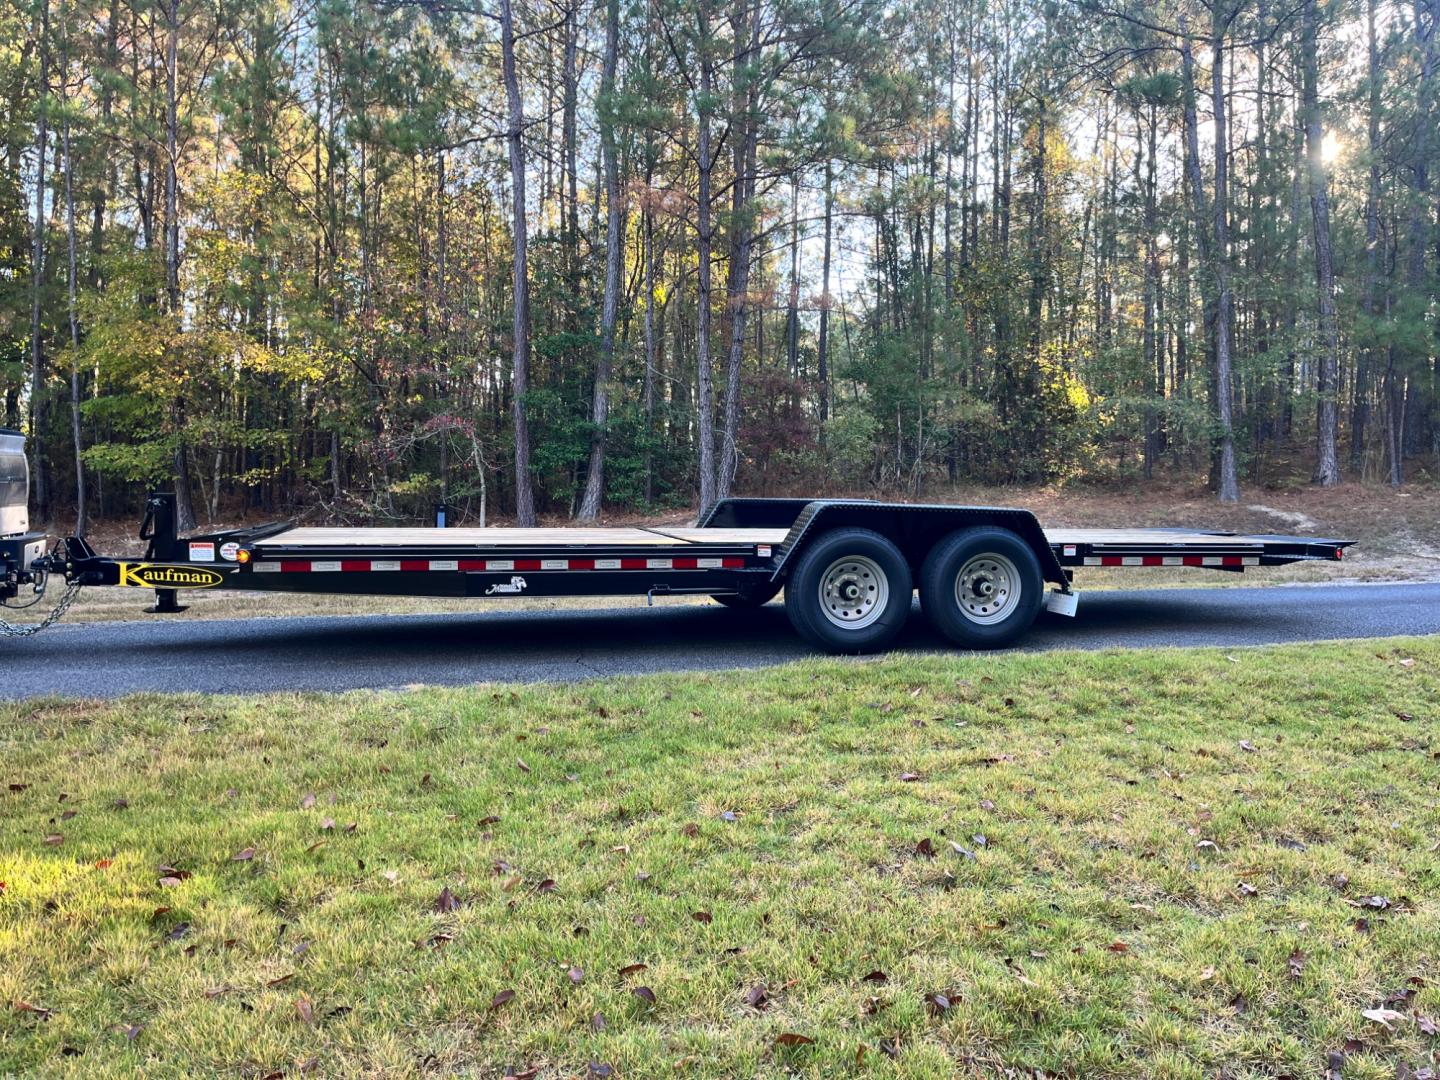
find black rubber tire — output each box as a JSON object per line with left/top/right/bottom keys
{"left": 919, "top": 527, "right": 1044, "bottom": 649}
{"left": 784, "top": 528, "right": 913, "bottom": 654}
{"left": 711, "top": 582, "right": 782, "bottom": 609}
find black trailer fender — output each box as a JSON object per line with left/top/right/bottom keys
{"left": 751, "top": 500, "right": 1067, "bottom": 587}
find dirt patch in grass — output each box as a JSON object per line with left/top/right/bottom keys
{"left": 2, "top": 640, "right": 1438, "bottom": 1077}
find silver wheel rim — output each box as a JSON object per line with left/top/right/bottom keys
{"left": 955, "top": 553, "right": 1021, "bottom": 625}
{"left": 819, "top": 555, "right": 889, "bottom": 630}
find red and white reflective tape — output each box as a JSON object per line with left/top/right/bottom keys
{"left": 249, "top": 556, "right": 746, "bottom": 575}
{"left": 1081, "top": 555, "right": 1259, "bottom": 567}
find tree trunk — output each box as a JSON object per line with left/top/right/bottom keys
{"left": 578, "top": 0, "right": 623, "bottom": 521}
{"left": 163, "top": 0, "right": 195, "bottom": 530}
{"left": 501, "top": 0, "right": 536, "bottom": 524}
{"left": 1141, "top": 105, "right": 1159, "bottom": 480}
{"left": 1303, "top": 0, "right": 1340, "bottom": 486}
{"left": 1354, "top": 0, "right": 1382, "bottom": 472}
{"left": 817, "top": 155, "right": 833, "bottom": 429}
{"left": 642, "top": 156, "right": 657, "bottom": 504}
{"left": 785, "top": 174, "right": 800, "bottom": 376}
{"left": 60, "top": 0, "right": 86, "bottom": 535}
{"left": 1208, "top": 27, "right": 1240, "bottom": 503}
{"left": 717, "top": 0, "right": 759, "bottom": 501}
{"left": 1180, "top": 20, "right": 1239, "bottom": 503}
{"left": 1397, "top": 0, "right": 1435, "bottom": 480}
{"left": 695, "top": 4, "right": 717, "bottom": 512}
{"left": 29, "top": 0, "right": 50, "bottom": 524}
{"left": 562, "top": 2, "right": 580, "bottom": 300}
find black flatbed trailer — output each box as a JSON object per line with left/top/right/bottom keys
{"left": 3, "top": 429, "right": 1352, "bottom": 651}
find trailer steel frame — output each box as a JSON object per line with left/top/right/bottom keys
{"left": 6, "top": 481, "right": 1353, "bottom": 652}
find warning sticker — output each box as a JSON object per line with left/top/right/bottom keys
{"left": 189, "top": 542, "right": 216, "bottom": 562}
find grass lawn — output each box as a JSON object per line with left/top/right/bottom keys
{"left": 2, "top": 641, "right": 1438, "bottom": 1078}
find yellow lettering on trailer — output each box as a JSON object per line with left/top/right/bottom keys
{"left": 117, "top": 563, "right": 226, "bottom": 588}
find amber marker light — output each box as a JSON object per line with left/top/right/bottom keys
{"left": 236, "top": 549, "right": 252, "bottom": 564}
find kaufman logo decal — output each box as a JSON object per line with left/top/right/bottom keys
{"left": 117, "top": 563, "right": 227, "bottom": 589}
{"left": 484, "top": 575, "right": 528, "bottom": 595}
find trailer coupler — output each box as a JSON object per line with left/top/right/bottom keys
{"left": 0, "top": 541, "right": 85, "bottom": 638}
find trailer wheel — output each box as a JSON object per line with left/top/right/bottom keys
{"left": 919, "top": 528, "right": 1044, "bottom": 649}
{"left": 711, "top": 582, "right": 781, "bottom": 609}
{"left": 785, "top": 528, "right": 912, "bottom": 653}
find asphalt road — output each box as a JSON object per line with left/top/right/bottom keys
{"left": 2, "top": 582, "right": 1435, "bottom": 699}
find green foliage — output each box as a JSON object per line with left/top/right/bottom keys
{"left": 10, "top": 0, "right": 1440, "bottom": 526}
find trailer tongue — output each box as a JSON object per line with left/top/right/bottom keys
{"left": 4, "top": 443, "right": 1351, "bottom": 651}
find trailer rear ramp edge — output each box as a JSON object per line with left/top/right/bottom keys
{"left": 3, "top": 463, "right": 1351, "bottom": 653}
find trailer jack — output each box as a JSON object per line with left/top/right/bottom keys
{"left": 146, "top": 590, "right": 187, "bottom": 615}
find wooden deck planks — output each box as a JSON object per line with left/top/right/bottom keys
{"left": 257, "top": 526, "right": 790, "bottom": 549}
{"left": 257, "top": 524, "right": 1280, "bottom": 553}
{"left": 1041, "top": 528, "right": 1255, "bottom": 547}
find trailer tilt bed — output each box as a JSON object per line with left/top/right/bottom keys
{"left": 3, "top": 433, "right": 1353, "bottom": 651}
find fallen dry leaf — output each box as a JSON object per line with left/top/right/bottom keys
{"left": 948, "top": 840, "right": 976, "bottom": 860}
{"left": 630, "top": 986, "right": 657, "bottom": 1005}
{"left": 489, "top": 989, "right": 516, "bottom": 1011}
{"left": 434, "top": 887, "right": 460, "bottom": 913}
{"left": 1362, "top": 1006, "right": 1405, "bottom": 1029}
{"left": 295, "top": 998, "right": 314, "bottom": 1025}
{"left": 774, "top": 1033, "right": 814, "bottom": 1047}
{"left": 1355, "top": 895, "right": 1392, "bottom": 910}
{"left": 231, "top": 846, "right": 256, "bottom": 862}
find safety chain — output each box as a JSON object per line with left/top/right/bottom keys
{"left": 1, "top": 579, "right": 84, "bottom": 638}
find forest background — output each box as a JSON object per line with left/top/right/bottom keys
{"left": 2, "top": 0, "right": 1437, "bottom": 531}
